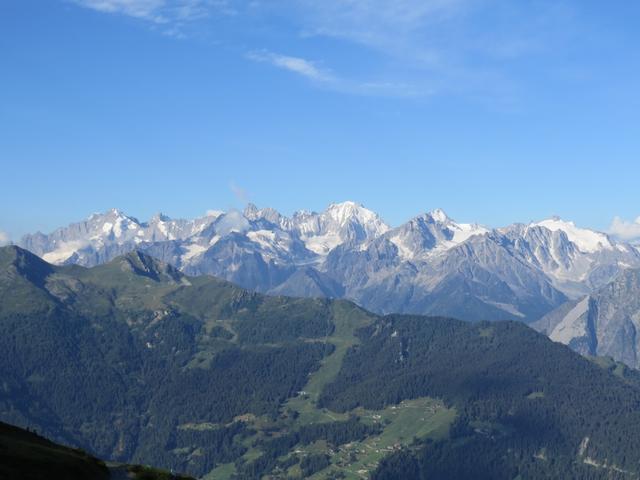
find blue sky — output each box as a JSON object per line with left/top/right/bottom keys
{"left": 1, "top": 0, "right": 639, "bottom": 242}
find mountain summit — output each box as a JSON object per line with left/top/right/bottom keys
{"left": 532, "top": 216, "right": 616, "bottom": 253}
{"left": 19, "top": 203, "right": 640, "bottom": 323}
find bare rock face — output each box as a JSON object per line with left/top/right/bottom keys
{"left": 534, "top": 268, "right": 640, "bottom": 368}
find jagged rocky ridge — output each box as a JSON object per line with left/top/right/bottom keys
{"left": 534, "top": 268, "right": 640, "bottom": 369}
{"left": 20, "top": 202, "right": 640, "bottom": 323}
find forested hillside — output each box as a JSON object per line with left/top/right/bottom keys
{"left": 321, "top": 316, "right": 640, "bottom": 479}
{"left": 3, "top": 245, "right": 640, "bottom": 479}
{"left": 0, "top": 246, "right": 339, "bottom": 476}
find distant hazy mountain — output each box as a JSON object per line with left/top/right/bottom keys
{"left": 20, "top": 202, "right": 640, "bottom": 322}
{"left": 20, "top": 208, "right": 220, "bottom": 266}
{"left": 534, "top": 268, "right": 640, "bottom": 368}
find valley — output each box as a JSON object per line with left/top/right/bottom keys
{"left": 206, "top": 301, "right": 456, "bottom": 479}
{"left": 3, "top": 245, "right": 640, "bottom": 478}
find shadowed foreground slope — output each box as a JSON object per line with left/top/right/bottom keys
{"left": 0, "top": 420, "right": 194, "bottom": 480}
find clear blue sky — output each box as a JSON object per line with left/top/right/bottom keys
{"left": 1, "top": 0, "right": 639, "bottom": 241}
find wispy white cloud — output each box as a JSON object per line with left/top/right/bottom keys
{"left": 244, "top": 0, "right": 575, "bottom": 100}
{"left": 0, "top": 231, "right": 11, "bottom": 247}
{"left": 609, "top": 216, "right": 640, "bottom": 243}
{"left": 247, "top": 50, "right": 432, "bottom": 97}
{"left": 216, "top": 209, "right": 250, "bottom": 235}
{"left": 229, "top": 181, "right": 249, "bottom": 204}
{"left": 247, "top": 51, "right": 333, "bottom": 82}
{"left": 68, "top": 0, "right": 577, "bottom": 99}
{"left": 288, "top": 0, "right": 567, "bottom": 62}
{"left": 290, "top": 0, "right": 469, "bottom": 54}
{"left": 71, "top": 0, "right": 166, "bottom": 22}
{"left": 70, "top": 0, "right": 234, "bottom": 33}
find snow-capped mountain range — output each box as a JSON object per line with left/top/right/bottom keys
{"left": 19, "top": 201, "right": 640, "bottom": 323}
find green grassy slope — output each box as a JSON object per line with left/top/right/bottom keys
{"left": 4, "top": 245, "right": 640, "bottom": 479}
{"left": 0, "top": 246, "right": 337, "bottom": 476}
{"left": 321, "top": 316, "right": 640, "bottom": 479}
{"left": 209, "top": 301, "right": 456, "bottom": 480}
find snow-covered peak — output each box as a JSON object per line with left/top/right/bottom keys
{"left": 199, "top": 201, "right": 389, "bottom": 257}
{"left": 428, "top": 208, "right": 450, "bottom": 223}
{"left": 532, "top": 217, "right": 614, "bottom": 253}
{"left": 243, "top": 203, "right": 260, "bottom": 218}
{"left": 83, "top": 209, "right": 143, "bottom": 241}
{"left": 327, "top": 200, "right": 355, "bottom": 211}
{"left": 22, "top": 208, "right": 223, "bottom": 265}
{"left": 94, "top": 208, "right": 136, "bottom": 223}
{"left": 291, "top": 201, "right": 390, "bottom": 255}
{"left": 107, "top": 208, "right": 124, "bottom": 216}
{"left": 243, "top": 203, "right": 284, "bottom": 227}
{"left": 150, "top": 212, "right": 171, "bottom": 223}
{"left": 449, "top": 222, "right": 490, "bottom": 245}
{"left": 388, "top": 211, "right": 489, "bottom": 260}
{"left": 30, "top": 209, "right": 145, "bottom": 264}
{"left": 324, "top": 201, "right": 389, "bottom": 231}
{"left": 423, "top": 210, "right": 489, "bottom": 242}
